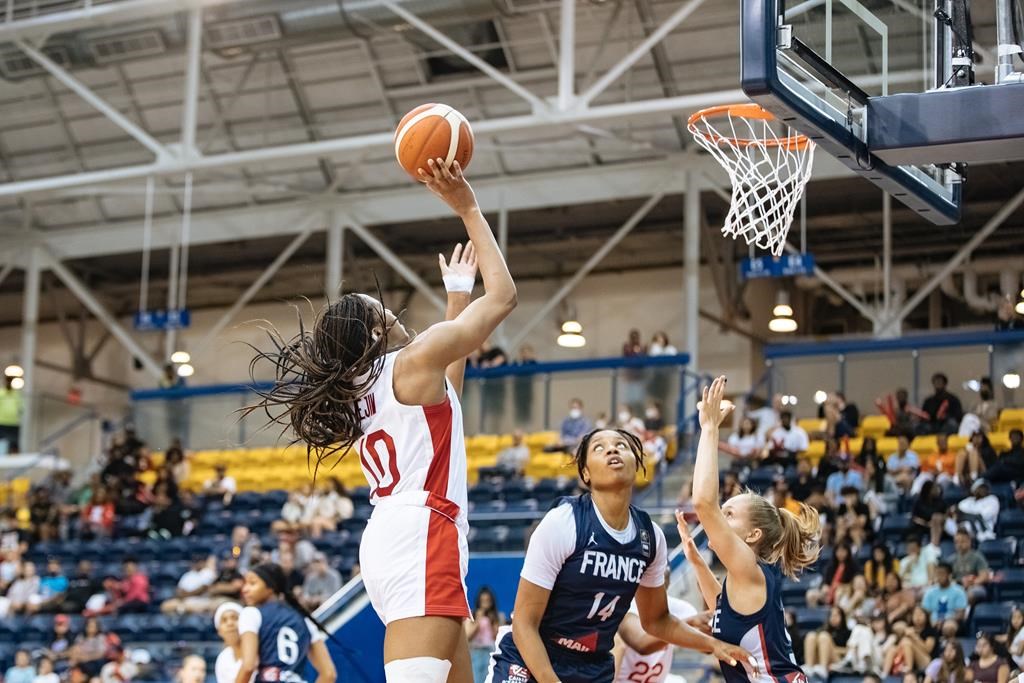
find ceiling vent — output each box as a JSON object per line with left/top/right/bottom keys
{"left": 88, "top": 30, "right": 166, "bottom": 65}
{"left": 0, "top": 45, "right": 71, "bottom": 80}
{"left": 206, "top": 15, "right": 282, "bottom": 50}
{"left": 424, "top": 20, "right": 507, "bottom": 79}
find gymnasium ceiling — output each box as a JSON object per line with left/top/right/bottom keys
{"left": 0, "top": 0, "right": 1021, "bottom": 336}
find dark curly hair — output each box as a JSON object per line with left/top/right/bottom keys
{"left": 573, "top": 428, "right": 645, "bottom": 487}
{"left": 242, "top": 291, "right": 401, "bottom": 477}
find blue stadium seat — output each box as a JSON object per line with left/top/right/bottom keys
{"left": 980, "top": 538, "right": 1016, "bottom": 569}
{"left": 470, "top": 526, "right": 509, "bottom": 552}
{"left": 233, "top": 491, "right": 263, "bottom": 511}
{"left": 263, "top": 490, "right": 289, "bottom": 509}
{"left": 943, "top": 485, "right": 968, "bottom": 507}
{"left": 500, "top": 479, "right": 529, "bottom": 502}
{"left": 971, "top": 602, "right": 1011, "bottom": 632}
{"left": 995, "top": 568, "right": 1024, "bottom": 601}
{"left": 746, "top": 468, "right": 777, "bottom": 491}
{"left": 473, "top": 500, "right": 506, "bottom": 514}
{"left": 990, "top": 483, "right": 1016, "bottom": 506}
{"left": 998, "top": 509, "right": 1024, "bottom": 537}
{"left": 794, "top": 607, "right": 829, "bottom": 631}
{"left": 469, "top": 482, "right": 499, "bottom": 504}
{"left": 503, "top": 499, "right": 539, "bottom": 514}
{"left": 140, "top": 615, "right": 173, "bottom": 641}
{"left": 879, "top": 514, "right": 913, "bottom": 540}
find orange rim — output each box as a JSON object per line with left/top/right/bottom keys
{"left": 688, "top": 103, "right": 811, "bottom": 151}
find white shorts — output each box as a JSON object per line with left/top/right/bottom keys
{"left": 360, "top": 501, "right": 470, "bottom": 625}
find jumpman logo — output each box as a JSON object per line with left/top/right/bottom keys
{"left": 587, "top": 532, "right": 598, "bottom": 547}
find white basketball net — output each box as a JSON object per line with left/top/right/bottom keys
{"left": 689, "top": 105, "right": 815, "bottom": 257}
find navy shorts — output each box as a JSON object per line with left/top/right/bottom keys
{"left": 486, "top": 629, "right": 614, "bottom": 683}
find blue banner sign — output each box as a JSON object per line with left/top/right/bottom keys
{"left": 134, "top": 309, "right": 191, "bottom": 331}
{"left": 740, "top": 253, "right": 816, "bottom": 281}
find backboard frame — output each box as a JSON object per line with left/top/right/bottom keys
{"left": 741, "top": 0, "right": 963, "bottom": 224}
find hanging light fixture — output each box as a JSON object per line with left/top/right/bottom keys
{"left": 4, "top": 364, "right": 23, "bottom": 378}
{"left": 177, "top": 363, "right": 195, "bottom": 378}
{"left": 10, "top": 377, "right": 24, "bottom": 390}
{"left": 557, "top": 320, "right": 586, "bottom": 348}
{"left": 561, "top": 320, "right": 582, "bottom": 335}
{"left": 814, "top": 390, "right": 828, "bottom": 404}
{"left": 1003, "top": 372, "right": 1021, "bottom": 390}
{"left": 170, "top": 350, "right": 191, "bottom": 364}
{"left": 769, "top": 290, "right": 798, "bottom": 333}
{"left": 1016, "top": 300, "right": 1024, "bottom": 315}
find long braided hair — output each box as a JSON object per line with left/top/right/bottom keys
{"left": 243, "top": 290, "right": 401, "bottom": 477}
{"left": 249, "top": 563, "right": 333, "bottom": 637}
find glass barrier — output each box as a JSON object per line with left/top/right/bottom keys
{"left": 131, "top": 355, "right": 696, "bottom": 450}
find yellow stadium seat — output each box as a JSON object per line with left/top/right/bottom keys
{"left": 911, "top": 435, "right": 937, "bottom": 456}
{"left": 860, "top": 415, "right": 891, "bottom": 440}
{"left": 876, "top": 437, "right": 899, "bottom": 455}
{"left": 997, "top": 408, "right": 1024, "bottom": 433}
{"left": 526, "top": 431, "right": 559, "bottom": 448}
{"left": 803, "top": 440, "right": 826, "bottom": 466}
{"left": 988, "top": 432, "right": 1011, "bottom": 452}
{"left": 138, "top": 470, "right": 158, "bottom": 487}
{"left": 948, "top": 435, "right": 968, "bottom": 450}
{"left": 846, "top": 437, "right": 864, "bottom": 456}
{"left": 798, "top": 418, "right": 827, "bottom": 436}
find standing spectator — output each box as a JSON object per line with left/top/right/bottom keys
{"left": 214, "top": 602, "right": 243, "bottom": 683}
{"left": 165, "top": 439, "right": 190, "bottom": 484}
{"left": 956, "top": 432, "right": 998, "bottom": 485}
{"left": 921, "top": 373, "right": 964, "bottom": 435}
{"left": 924, "top": 640, "right": 967, "bottom": 683}
{"left": 822, "top": 393, "right": 858, "bottom": 439}
{"left": 477, "top": 339, "right": 508, "bottom": 367}
{"left": 496, "top": 430, "right": 530, "bottom": 476}
{"left": 967, "top": 633, "right": 1010, "bottom": 683}
{"left": 60, "top": 560, "right": 99, "bottom": 613}
{"left": 615, "top": 404, "right": 645, "bottom": 437}
{"left": 0, "top": 376, "right": 23, "bottom": 453}
{"left": 764, "top": 410, "right": 810, "bottom": 466}
{"left": 647, "top": 331, "right": 677, "bottom": 355}
{"left": 203, "top": 464, "right": 236, "bottom": 505}
{"left": 921, "top": 563, "right": 968, "bottom": 628}
{"left": 802, "top": 606, "right": 851, "bottom": 679}
{"left": 515, "top": 344, "right": 537, "bottom": 365}
{"left": 726, "top": 417, "right": 764, "bottom": 463}
{"left": 965, "top": 378, "right": 1001, "bottom": 432}
{"left": 946, "top": 479, "right": 1000, "bottom": 541}
{"left": 945, "top": 529, "right": 991, "bottom": 603}
{"left": 985, "top": 429, "right": 1024, "bottom": 483}
{"left": 115, "top": 559, "right": 150, "bottom": 613}
{"left": 177, "top": 656, "right": 205, "bottom": 683}
{"left": 863, "top": 543, "right": 900, "bottom": 594}
{"left": 32, "top": 557, "right": 68, "bottom": 613}
{"left": 465, "top": 586, "right": 505, "bottom": 682}
{"left": 556, "top": 398, "right": 591, "bottom": 451}
{"left": 899, "top": 536, "right": 940, "bottom": 591}
{"left": 300, "top": 552, "right": 342, "bottom": 611}
{"left": 621, "top": 329, "right": 647, "bottom": 409}
{"left": 5, "top": 650, "right": 35, "bottom": 683}
{"left": 886, "top": 436, "right": 920, "bottom": 490}
{"left": 622, "top": 329, "right": 646, "bottom": 356}
{"left": 80, "top": 488, "right": 115, "bottom": 539}
{"left": 161, "top": 555, "right": 216, "bottom": 614}
{"left": 996, "top": 294, "right": 1023, "bottom": 331}
{"left": 912, "top": 480, "right": 947, "bottom": 547}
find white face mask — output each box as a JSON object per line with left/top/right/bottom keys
{"left": 594, "top": 419, "right": 607, "bottom": 429}
{"left": 645, "top": 408, "right": 658, "bottom": 419}
{"left": 618, "top": 411, "right": 631, "bottom": 423}
{"left": 569, "top": 408, "right": 582, "bottom": 419}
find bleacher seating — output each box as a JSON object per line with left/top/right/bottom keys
{"left": 971, "top": 601, "right": 1013, "bottom": 632}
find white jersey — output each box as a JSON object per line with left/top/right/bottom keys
{"left": 616, "top": 596, "right": 697, "bottom": 683}
{"left": 355, "top": 350, "right": 468, "bottom": 530}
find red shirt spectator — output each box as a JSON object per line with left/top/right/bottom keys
{"left": 115, "top": 560, "right": 149, "bottom": 613}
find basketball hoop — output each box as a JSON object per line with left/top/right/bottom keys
{"left": 688, "top": 103, "right": 815, "bottom": 257}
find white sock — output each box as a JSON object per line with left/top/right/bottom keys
{"left": 384, "top": 657, "right": 452, "bottom": 683}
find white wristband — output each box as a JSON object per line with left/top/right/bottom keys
{"left": 443, "top": 273, "right": 474, "bottom": 293}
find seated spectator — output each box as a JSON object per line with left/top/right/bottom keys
{"left": 115, "top": 558, "right": 150, "bottom": 613}
{"left": 823, "top": 393, "right": 858, "bottom": 439}
{"left": 300, "top": 552, "right": 342, "bottom": 611}
{"left": 748, "top": 393, "right": 783, "bottom": 442}
{"left": 886, "top": 435, "right": 920, "bottom": 489}
{"left": 956, "top": 431, "right": 998, "bottom": 485}
{"left": 967, "top": 633, "right": 1010, "bottom": 683}
{"left": 2, "top": 560, "right": 40, "bottom": 616}
{"left": 921, "top": 373, "right": 963, "bottom": 435}
{"left": 29, "top": 487, "right": 60, "bottom": 542}
{"left": 883, "top": 605, "right": 938, "bottom": 676}
{"left": 99, "top": 645, "right": 137, "bottom": 683}
{"left": 912, "top": 480, "right": 947, "bottom": 546}
{"left": 863, "top": 543, "right": 900, "bottom": 594}
{"left": 964, "top": 377, "right": 1000, "bottom": 433}
{"left": 161, "top": 555, "right": 216, "bottom": 615}
{"left": 177, "top": 655, "right": 205, "bottom": 683}
{"left": 945, "top": 479, "right": 1000, "bottom": 541}
{"left": 647, "top": 331, "right": 677, "bottom": 356}
{"left": 276, "top": 549, "right": 304, "bottom": 599}
{"left": 944, "top": 528, "right": 991, "bottom": 603}
{"left": 214, "top": 602, "right": 243, "bottom": 683}
{"left": 808, "top": 542, "right": 859, "bottom": 607}
{"left": 556, "top": 398, "right": 592, "bottom": 451}
{"left": 496, "top": 430, "right": 530, "bottom": 476}
{"left": 835, "top": 574, "right": 871, "bottom": 618}
{"left": 615, "top": 404, "right": 645, "bottom": 437}
{"left": 835, "top": 487, "right": 871, "bottom": 550}
{"left": 0, "top": 549, "right": 20, "bottom": 593}
{"left": 1000, "top": 605, "right": 1024, "bottom": 671}
{"left": 79, "top": 488, "right": 115, "bottom": 539}
{"left": 727, "top": 417, "right": 764, "bottom": 462}
{"left": 763, "top": 410, "right": 809, "bottom": 467}
{"left": 915, "top": 433, "right": 958, "bottom": 495}
{"left": 788, "top": 457, "right": 820, "bottom": 502}
{"left": 60, "top": 560, "right": 99, "bottom": 613}
{"left": 43, "top": 613, "right": 75, "bottom": 663}
{"left": 35, "top": 656, "right": 58, "bottom": 683}
{"left": 921, "top": 563, "right": 968, "bottom": 628}
{"left": 878, "top": 388, "right": 925, "bottom": 438}
{"left": 826, "top": 455, "right": 865, "bottom": 502}
{"left": 899, "top": 535, "right": 940, "bottom": 591}
{"left": 69, "top": 617, "right": 107, "bottom": 677}
{"left": 877, "top": 573, "right": 914, "bottom": 625}
{"left": 642, "top": 401, "right": 665, "bottom": 431}
{"left": 986, "top": 428, "right": 1023, "bottom": 484}
{"left": 203, "top": 464, "right": 237, "bottom": 505}
{"left": 5, "top": 650, "right": 35, "bottom": 683}
{"left": 148, "top": 485, "right": 191, "bottom": 539}
{"left": 803, "top": 606, "right": 851, "bottom": 679}
{"left": 720, "top": 471, "right": 743, "bottom": 504}
{"left": 770, "top": 478, "right": 803, "bottom": 515}
{"left": 924, "top": 640, "right": 967, "bottom": 683}
{"left": 0, "top": 509, "right": 29, "bottom": 555}
{"left": 31, "top": 557, "right": 68, "bottom": 613}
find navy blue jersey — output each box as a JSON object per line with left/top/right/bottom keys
{"left": 712, "top": 563, "right": 807, "bottom": 683}
{"left": 239, "top": 602, "right": 317, "bottom": 683}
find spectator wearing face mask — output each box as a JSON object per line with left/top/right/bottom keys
{"left": 963, "top": 377, "right": 1000, "bottom": 432}
{"left": 556, "top": 398, "right": 592, "bottom": 451}
{"left": 642, "top": 401, "right": 665, "bottom": 431}
{"left": 615, "top": 404, "right": 645, "bottom": 438}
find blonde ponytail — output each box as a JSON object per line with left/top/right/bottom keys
{"left": 743, "top": 490, "right": 821, "bottom": 579}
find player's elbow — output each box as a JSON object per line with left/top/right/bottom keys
{"left": 692, "top": 497, "right": 718, "bottom": 515}
{"left": 638, "top": 612, "right": 669, "bottom": 642}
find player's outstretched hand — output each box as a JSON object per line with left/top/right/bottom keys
{"left": 674, "top": 510, "right": 700, "bottom": 563}
{"left": 439, "top": 241, "right": 478, "bottom": 284}
{"left": 685, "top": 611, "right": 713, "bottom": 635}
{"left": 419, "top": 158, "right": 478, "bottom": 218}
{"left": 711, "top": 642, "right": 760, "bottom": 677}
{"left": 697, "top": 375, "right": 735, "bottom": 430}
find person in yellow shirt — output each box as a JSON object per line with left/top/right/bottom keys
{"left": 0, "top": 376, "right": 22, "bottom": 453}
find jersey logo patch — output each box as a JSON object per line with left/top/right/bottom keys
{"left": 640, "top": 529, "right": 651, "bottom": 556}
{"left": 554, "top": 631, "right": 598, "bottom": 653}
{"left": 506, "top": 664, "right": 530, "bottom": 683}
{"left": 587, "top": 532, "right": 598, "bottom": 547}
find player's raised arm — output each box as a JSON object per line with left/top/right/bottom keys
{"left": 401, "top": 159, "right": 516, "bottom": 374}
{"left": 438, "top": 241, "right": 477, "bottom": 397}
{"left": 675, "top": 513, "right": 723, "bottom": 609}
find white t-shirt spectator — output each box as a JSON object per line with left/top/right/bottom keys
{"left": 727, "top": 432, "right": 764, "bottom": 459}
{"left": 177, "top": 566, "right": 216, "bottom": 594}
{"left": 749, "top": 407, "right": 779, "bottom": 441}
{"left": 520, "top": 503, "right": 667, "bottom": 591}
{"left": 952, "top": 494, "right": 1000, "bottom": 541}
{"left": 768, "top": 425, "right": 809, "bottom": 453}
{"left": 648, "top": 342, "right": 678, "bottom": 356}
{"left": 899, "top": 544, "right": 941, "bottom": 589}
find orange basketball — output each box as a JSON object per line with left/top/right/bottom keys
{"left": 394, "top": 103, "right": 474, "bottom": 181}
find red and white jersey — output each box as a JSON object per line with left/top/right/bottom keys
{"left": 616, "top": 596, "right": 697, "bottom": 683}
{"left": 354, "top": 351, "right": 468, "bottom": 531}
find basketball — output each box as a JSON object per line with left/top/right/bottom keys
{"left": 394, "top": 103, "right": 474, "bottom": 181}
